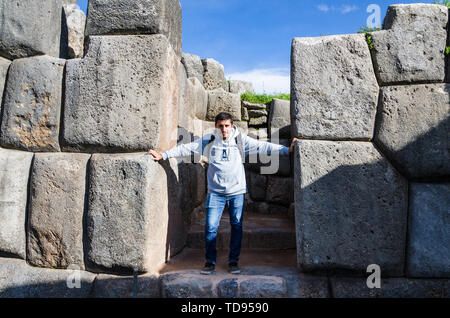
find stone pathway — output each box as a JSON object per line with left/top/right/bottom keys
{"left": 155, "top": 211, "right": 326, "bottom": 298}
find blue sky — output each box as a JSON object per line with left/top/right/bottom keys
{"left": 77, "top": 0, "right": 440, "bottom": 93}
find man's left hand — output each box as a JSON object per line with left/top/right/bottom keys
{"left": 289, "top": 138, "right": 299, "bottom": 153}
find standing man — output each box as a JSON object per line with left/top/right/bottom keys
{"left": 147, "top": 112, "right": 297, "bottom": 274}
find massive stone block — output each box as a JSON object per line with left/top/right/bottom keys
{"left": 164, "top": 158, "right": 190, "bottom": 257}
{"left": 0, "top": 57, "right": 10, "bottom": 110}
{"left": 268, "top": 99, "right": 291, "bottom": 140}
{"left": 91, "top": 273, "right": 160, "bottom": 298}
{"left": 246, "top": 169, "right": 267, "bottom": 201}
{"left": 189, "top": 163, "right": 206, "bottom": 208}
{"left": 177, "top": 68, "right": 207, "bottom": 138}
{"left": 370, "top": 4, "right": 448, "bottom": 85}
{"left": 177, "top": 61, "right": 194, "bottom": 138}
{"left": 182, "top": 53, "right": 204, "bottom": 84}
{"left": 0, "top": 257, "right": 96, "bottom": 298}
{"left": 407, "top": 183, "right": 450, "bottom": 278}
{"left": 0, "top": 0, "right": 62, "bottom": 59}
{"left": 86, "top": 153, "right": 170, "bottom": 274}
{"left": 202, "top": 58, "right": 228, "bottom": 91}
{"left": 190, "top": 78, "right": 208, "bottom": 121}
{"left": 85, "top": 0, "right": 182, "bottom": 56}
{"left": 63, "top": 4, "right": 86, "bottom": 59}
{"left": 374, "top": 84, "right": 450, "bottom": 179}
{"left": 160, "top": 271, "right": 288, "bottom": 298}
{"left": 229, "top": 80, "right": 254, "bottom": 95}
{"left": 206, "top": 89, "right": 241, "bottom": 121}
{"left": 63, "top": 35, "right": 179, "bottom": 153}
{"left": 291, "top": 34, "right": 379, "bottom": 140}
{"left": 294, "top": 140, "right": 408, "bottom": 276}
{"left": 330, "top": 277, "right": 450, "bottom": 298}
{"left": 0, "top": 56, "right": 65, "bottom": 152}
{"left": 0, "top": 149, "right": 33, "bottom": 259}
{"left": 27, "top": 153, "right": 90, "bottom": 270}
{"left": 266, "top": 175, "right": 294, "bottom": 207}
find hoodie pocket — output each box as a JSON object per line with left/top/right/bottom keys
{"left": 212, "top": 172, "right": 239, "bottom": 188}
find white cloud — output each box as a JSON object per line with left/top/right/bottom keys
{"left": 341, "top": 5, "right": 358, "bottom": 14}
{"left": 226, "top": 68, "right": 290, "bottom": 94}
{"left": 317, "top": 4, "right": 330, "bottom": 12}
{"left": 317, "top": 4, "right": 358, "bottom": 14}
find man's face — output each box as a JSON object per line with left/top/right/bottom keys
{"left": 216, "top": 119, "right": 233, "bottom": 140}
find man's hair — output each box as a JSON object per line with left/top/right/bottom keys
{"left": 215, "top": 112, "right": 234, "bottom": 125}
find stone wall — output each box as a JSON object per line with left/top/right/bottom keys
{"left": 0, "top": 1, "right": 448, "bottom": 298}
{"left": 291, "top": 3, "right": 449, "bottom": 294}
{"left": 0, "top": 0, "right": 191, "bottom": 283}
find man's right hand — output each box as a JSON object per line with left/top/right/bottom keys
{"left": 146, "top": 149, "right": 163, "bottom": 161}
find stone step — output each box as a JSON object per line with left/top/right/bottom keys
{"left": 157, "top": 248, "right": 330, "bottom": 298}
{"left": 160, "top": 270, "right": 289, "bottom": 298}
{"left": 187, "top": 213, "right": 296, "bottom": 250}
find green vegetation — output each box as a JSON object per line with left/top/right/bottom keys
{"left": 433, "top": 0, "right": 450, "bottom": 9}
{"left": 240, "top": 93, "right": 290, "bottom": 105}
{"left": 357, "top": 26, "right": 381, "bottom": 34}
{"left": 357, "top": 26, "right": 381, "bottom": 51}
{"left": 446, "top": 46, "right": 450, "bottom": 55}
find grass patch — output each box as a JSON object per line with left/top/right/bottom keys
{"left": 433, "top": 0, "right": 450, "bottom": 9}
{"left": 357, "top": 26, "right": 381, "bottom": 51}
{"left": 240, "top": 93, "right": 290, "bottom": 105}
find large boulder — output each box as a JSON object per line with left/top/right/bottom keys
{"left": 0, "top": 149, "right": 33, "bottom": 259}
{"left": 0, "top": 0, "right": 62, "bottom": 59}
{"left": 294, "top": 140, "right": 408, "bottom": 276}
{"left": 27, "top": 153, "right": 90, "bottom": 270}
{"left": 268, "top": 99, "right": 291, "bottom": 140}
{"left": 63, "top": 35, "right": 179, "bottom": 153}
{"left": 182, "top": 53, "right": 204, "bottom": 84}
{"left": 190, "top": 78, "right": 208, "bottom": 120}
{"left": 86, "top": 153, "right": 172, "bottom": 274}
{"left": 91, "top": 273, "right": 160, "bottom": 298}
{"left": 248, "top": 116, "right": 267, "bottom": 127}
{"left": 189, "top": 163, "right": 207, "bottom": 208}
{"left": 407, "top": 183, "right": 450, "bottom": 278}
{"left": 246, "top": 169, "right": 267, "bottom": 201}
{"left": 0, "top": 57, "right": 10, "bottom": 111}
{"left": 374, "top": 84, "right": 450, "bottom": 179}
{"left": 0, "top": 257, "right": 96, "bottom": 298}
{"left": 330, "top": 277, "right": 450, "bottom": 298}
{"left": 266, "top": 175, "right": 294, "bottom": 207}
{"left": 0, "top": 55, "right": 65, "bottom": 151}
{"left": 369, "top": 4, "right": 448, "bottom": 85}
{"left": 63, "top": 4, "right": 86, "bottom": 59}
{"left": 177, "top": 62, "right": 194, "bottom": 140}
{"left": 206, "top": 89, "right": 241, "bottom": 121}
{"left": 291, "top": 34, "right": 379, "bottom": 140}
{"left": 244, "top": 139, "right": 291, "bottom": 177}
{"left": 239, "top": 276, "right": 287, "bottom": 298}
{"left": 229, "top": 80, "right": 254, "bottom": 95}
{"left": 161, "top": 272, "right": 215, "bottom": 298}
{"left": 85, "top": 0, "right": 182, "bottom": 56}
{"left": 160, "top": 271, "right": 288, "bottom": 298}
{"left": 202, "top": 58, "right": 228, "bottom": 91}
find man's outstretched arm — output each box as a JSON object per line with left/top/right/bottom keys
{"left": 146, "top": 135, "right": 210, "bottom": 161}
{"left": 243, "top": 134, "right": 298, "bottom": 156}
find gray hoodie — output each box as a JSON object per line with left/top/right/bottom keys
{"left": 162, "top": 126, "right": 289, "bottom": 196}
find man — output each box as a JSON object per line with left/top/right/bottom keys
{"left": 147, "top": 112, "right": 297, "bottom": 275}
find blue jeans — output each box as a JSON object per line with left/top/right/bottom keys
{"left": 205, "top": 192, "right": 245, "bottom": 265}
